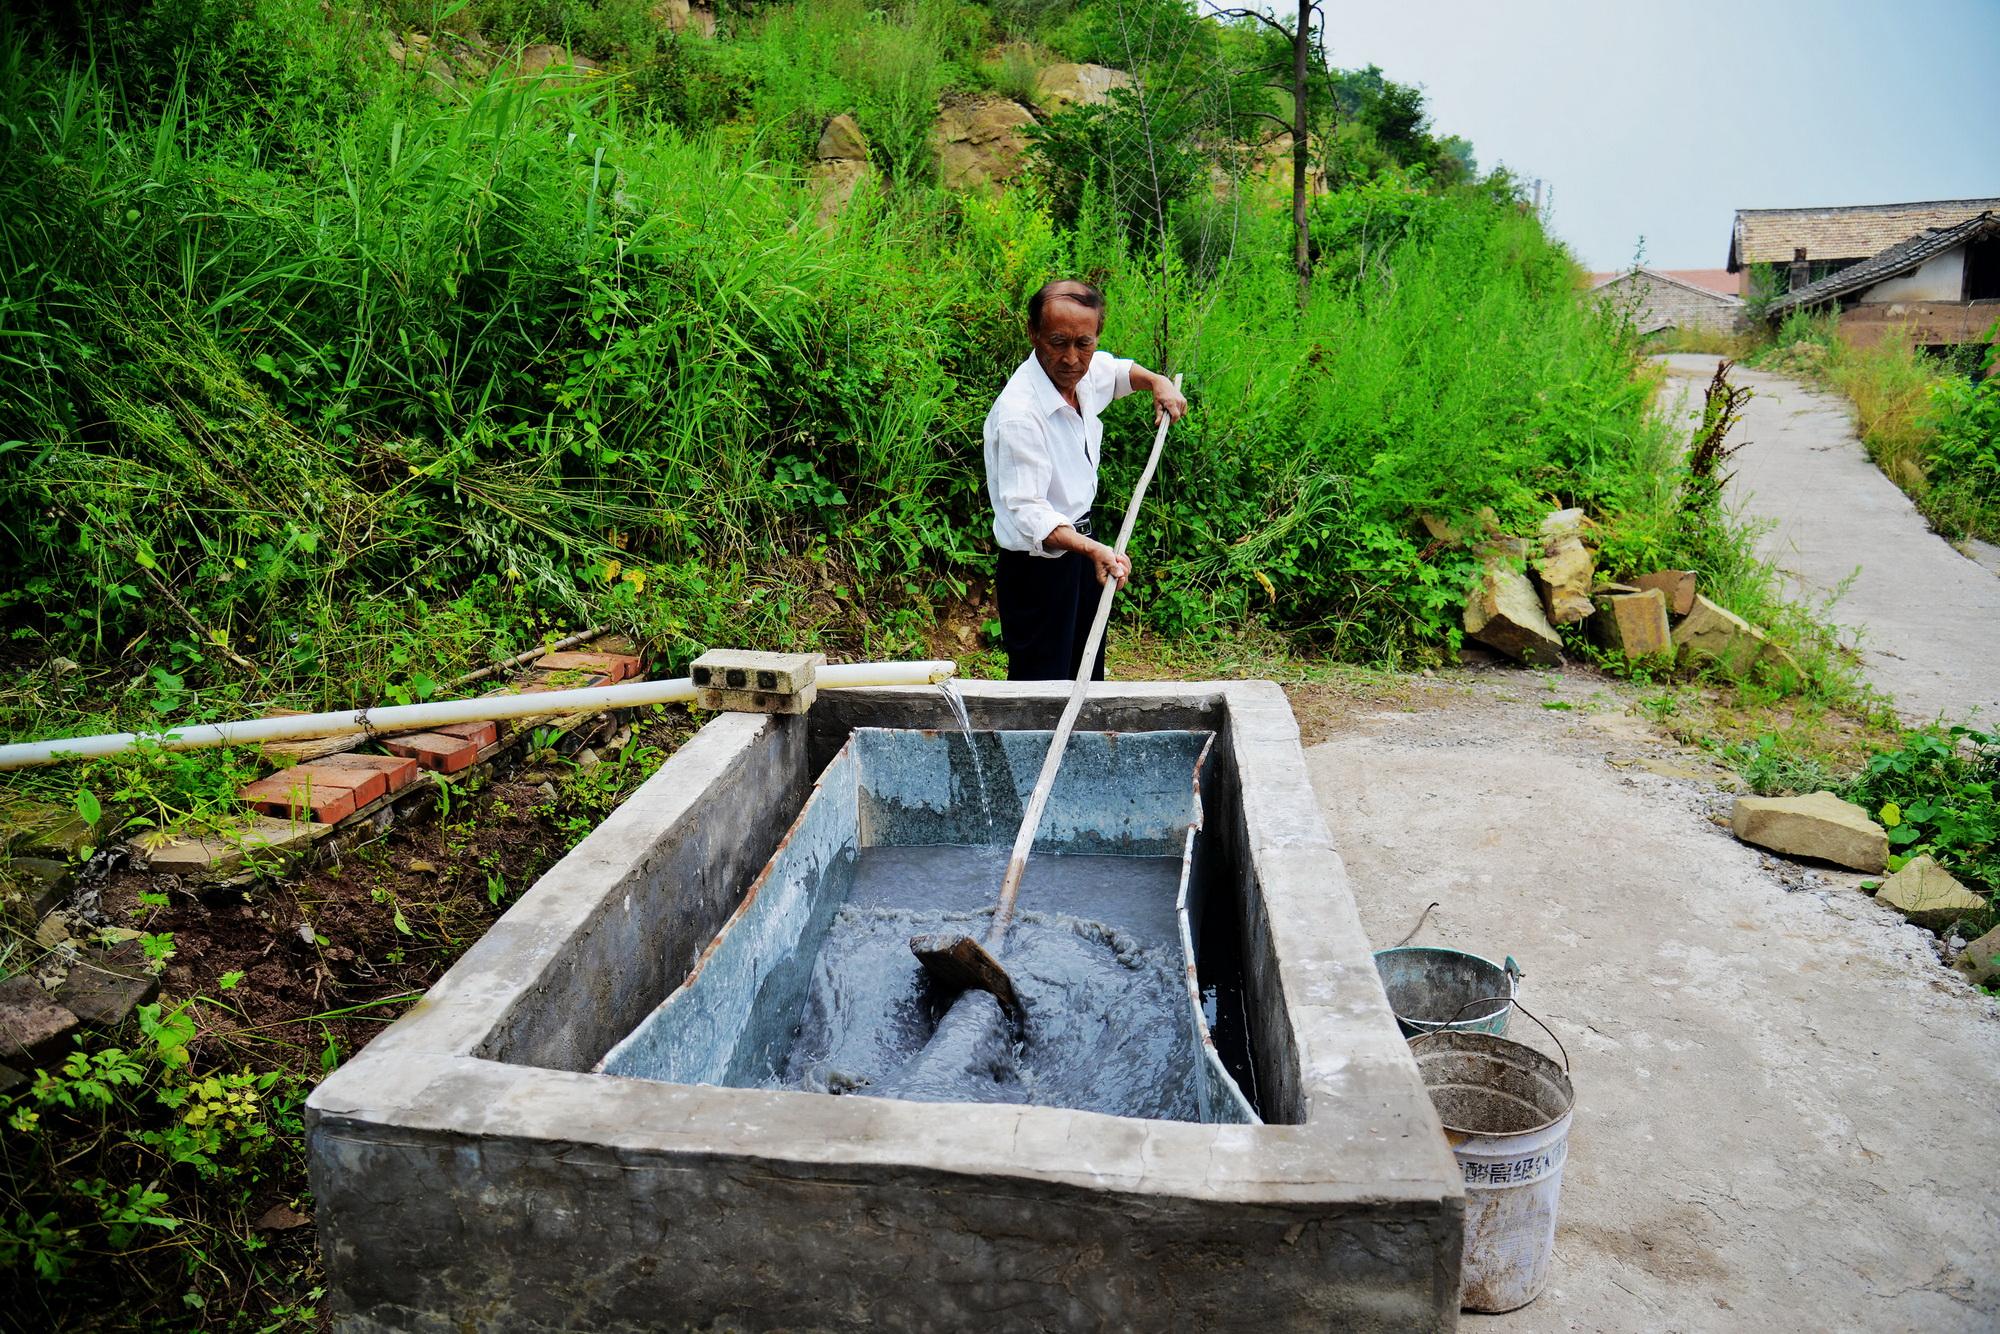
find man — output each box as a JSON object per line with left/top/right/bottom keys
{"left": 983, "top": 279, "right": 1189, "bottom": 681}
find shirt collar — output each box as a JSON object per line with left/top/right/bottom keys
{"left": 1022, "top": 352, "right": 1073, "bottom": 418}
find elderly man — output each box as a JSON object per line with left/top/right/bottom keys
{"left": 984, "top": 280, "right": 1188, "bottom": 681}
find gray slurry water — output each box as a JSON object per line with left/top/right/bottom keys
{"left": 772, "top": 844, "right": 1201, "bottom": 1120}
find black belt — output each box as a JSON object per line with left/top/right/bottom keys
{"left": 1072, "top": 513, "right": 1094, "bottom": 538}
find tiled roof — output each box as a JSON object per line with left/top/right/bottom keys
{"left": 1590, "top": 267, "right": 1744, "bottom": 304}
{"left": 1763, "top": 212, "right": 1998, "bottom": 320}
{"left": 1728, "top": 198, "right": 2000, "bottom": 270}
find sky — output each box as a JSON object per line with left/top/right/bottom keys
{"left": 1321, "top": 0, "right": 2000, "bottom": 271}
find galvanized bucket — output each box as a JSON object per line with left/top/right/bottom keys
{"left": 1373, "top": 946, "right": 1521, "bottom": 1038}
{"left": 1411, "top": 1003, "right": 1574, "bottom": 1314}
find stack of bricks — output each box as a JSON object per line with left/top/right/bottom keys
{"left": 234, "top": 646, "right": 644, "bottom": 821}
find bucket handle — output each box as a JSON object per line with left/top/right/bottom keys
{"left": 1412, "top": 996, "right": 1570, "bottom": 1073}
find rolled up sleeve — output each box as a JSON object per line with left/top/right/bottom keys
{"left": 992, "top": 419, "right": 1068, "bottom": 555}
{"left": 1098, "top": 351, "right": 1136, "bottom": 401}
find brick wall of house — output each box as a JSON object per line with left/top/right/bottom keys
{"left": 1594, "top": 271, "right": 1748, "bottom": 335}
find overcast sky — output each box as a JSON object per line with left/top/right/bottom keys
{"left": 1322, "top": 0, "right": 2000, "bottom": 271}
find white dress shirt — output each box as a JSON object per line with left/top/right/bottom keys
{"left": 984, "top": 349, "right": 1136, "bottom": 556}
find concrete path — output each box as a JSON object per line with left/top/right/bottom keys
{"left": 1304, "top": 671, "right": 2000, "bottom": 1332}
{"left": 1657, "top": 353, "right": 2000, "bottom": 726}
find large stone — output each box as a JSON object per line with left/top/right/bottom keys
{"left": 932, "top": 97, "right": 1037, "bottom": 190}
{"left": 1032, "top": 62, "right": 1133, "bottom": 111}
{"left": 1, "top": 855, "right": 69, "bottom": 925}
{"left": 136, "top": 814, "right": 326, "bottom": 879}
{"left": 1464, "top": 563, "right": 1563, "bottom": 667}
{"left": 1633, "top": 569, "right": 1697, "bottom": 617}
{"left": 1954, "top": 923, "right": 2000, "bottom": 987}
{"left": 650, "top": 0, "right": 715, "bottom": 37}
{"left": 1672, "top": 594, "right": 1770, "bottom": 677}
{"left": 1875, "top": 855, "right": 1986, "bottom": 932}
{"left": 3, "top": 798, "right": 102, "bottom": 861}
{"left": 55, "top": 945, "right": 160, "bottom": 1031}
{"left": 1533, "top": 536, "right": 1595, "bottom": 625}
{"left": 515, "top": 45, "right": 600, "bottom": 79}
{"left": 816, "top": 113, "right": 868, "bottom": 163}
{"left": 1591, "top": 588, "right": 1673, "bottom": 664}
{"left": 1730, "top": 791, "right": 1887, "bottom": 871}
{"left": 0, "top": 975, "right": 79, "bottom": 1067}
{"left": 807, "top": 157, "right": 871, "bottom": 221}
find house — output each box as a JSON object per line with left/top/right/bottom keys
{"left": 1588, "top": 268, "right": 1746, "bottom": 336}
{"left": 1761, "top": 211, "right": 2000, "bottom": 355}
{"left": 1726, "top": 197, "right": 2000, "bottom": 298}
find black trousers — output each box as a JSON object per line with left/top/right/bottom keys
{"left": 996, "top": 548, "right": 1107, "bottom": 682}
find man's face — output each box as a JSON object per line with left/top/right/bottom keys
{"left": 1029, "top": 299, "right": 1102, "bottom": 396}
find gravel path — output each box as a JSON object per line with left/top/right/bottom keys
{"left": 1304, "top": 670, "right": 2000, "bottom": 1331}
{"left": 1657, "top": 353, "right": 2000, "bottom": 726}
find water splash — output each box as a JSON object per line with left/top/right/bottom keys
{"left": 938, "top": 681, "right": 995, "bottom": 839}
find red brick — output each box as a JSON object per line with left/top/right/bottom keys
{"left": 382, "top": 732, "right": 479, "bottom": 774}
{"left": 238, "top": 771, "right": 362, "bottom": 824}
{"left": 432, "top": 720, "right": 498, "bottom": 750}
{"left": 537, "top": 650, "right": 641, "bottom": 682}
{"left": 320, "top": 752, "right": 420, "bottom": 795}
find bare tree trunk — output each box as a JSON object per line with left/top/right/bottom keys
{"left": 1293, "top": 0, "right": 1311, "bottom": 309}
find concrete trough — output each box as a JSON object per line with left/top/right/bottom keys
{"left": 307, "top": 681, "right": 1464, "bottom": 1331}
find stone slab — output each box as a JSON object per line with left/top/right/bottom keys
{"left": 1592, "top": 587, "right": 1674, "bottom": 662}
{"left": 1875, "top": 854, "right": 1986, "bottom": 932}
{"left": 1464, "top": 563, "right": 1563, "bottom": 666}
{"left": 1955, "top": 923, "right": 2000, "bottom": 987}
{"left": 2, "top": 855, "right": 69, "bottom": 923}
{"left": 55, "top": 947, "right": 160, "bottom": 1030}
{"left": 139, "top": 815, "right": 328, "bottom": 877}
{"left": 1673, "top": 593, "right": 1769, "bottom": 677}
{"left": 0, "top": 975, "right": 79, "bottom": 1067}
{"left": 1731, "top": 791, "right": 1887, "bottom": 871}
{"left": 1633, "top": 569, "right": 1697, "bottom": 616}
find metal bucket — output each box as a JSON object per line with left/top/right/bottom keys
{"left": 1411, "top": 1005, "right": 1573, "bottom": 1314}
{"left": 1373, "top": 946, "right": 1521, "bottom": 1038}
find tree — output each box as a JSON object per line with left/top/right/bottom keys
{"left": 1206, "top": 2, "right": 1330, "bottom": 309}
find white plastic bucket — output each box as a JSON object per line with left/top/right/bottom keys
{"left": 1410, "top": 1004, "right": 1574, "bottom": 1313}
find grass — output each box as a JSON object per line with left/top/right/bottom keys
{"left": 1759, "top": 310, "right": 2000, "bottom": 543}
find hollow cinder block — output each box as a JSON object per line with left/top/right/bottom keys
{"left": 690, "top": 650, "right": 824, "bottom": 708}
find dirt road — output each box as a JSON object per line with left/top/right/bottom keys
{"left": 1658, "top": 353, "right": 2000, "bottom": 727}
{"left": 1304, "top": 671, "right": 2000, "bottom": 1331}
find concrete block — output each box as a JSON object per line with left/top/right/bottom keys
{"left": 1592, "top": 588, "right": 1674, "bottom": 663}
{"left": 1731, "top": 791, "right": 1887, "bottom": 871}
{"left": 695, "top": 682, "right": 818, "bottom": 715}
{"left": 383, "top": 733, "right": 480, "bottom": 774}
{"left": 1633, "top": 569, "right": 1697, "bottom": 617}
{"left": 690, "top": 649, "right": 824, "bottom": 695}
{"left": 0, "top": 975, "right": 79, "bottom": 1067}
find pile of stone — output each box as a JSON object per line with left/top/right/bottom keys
{"left": 1446, "top": 508, "right": 1796, "bottom": 678}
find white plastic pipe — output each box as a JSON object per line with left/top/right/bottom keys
{"left": 0, "top": 659, "right": 958, "bottom": 771}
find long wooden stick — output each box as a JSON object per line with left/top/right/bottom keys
{"left": 985, "top": 375, "right": 1184, "bottom": 946}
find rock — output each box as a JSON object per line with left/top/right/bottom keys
{"left": 1672, "top": 594, "right": 1770, "bottom": 677}
{"left": 1591, "top": 588, "right": 1673, "bottom": 663}
{"left": 1032, "top": 62, "right": 1133, "bottom": 111}
{"left": 650, "top": 0, "right": 715, "bottom": 37}
{"left": 1591, "top": 580, "right": 1639, "bottom": 596}
{"left": 1875, "top": 855, "right": 1986, "bottom": 932}
{"left": 1538, "top": 508, "right": 1588, "bottom": 542}
{"left": 2, "top": 856, "right": 69, "bottom": 925}
{"left": 255, "top": 1202, "right": 313, "bottom": 1231}
{"left": 1533, "top": 535, "right": 1595, "bottom": 625}
{"left": 535, "top": 782, "right": 559, "bottom": 803}
{"left": 807, "top": 157, "right": 871, "bottom": 221}
{"left": 137, "top": 815, "right": 324, "bottom": 879}
{"left": 34, "top": 913, "right": 73, "bottom": 949}
{"left": 3, "top": 798, "right": 101, "bottom": 861}
{"left": 515, "top": 44, "right": 600, "bottom": 79}
{"left": 574, "top": 748, "right": 602, "bottom": 770}
{"left": 932, "top": 97, "right": 1037, "bottom": 190}
{"left": 54, "top": 947, "right": 159, "bottom": 1031}
{"left": 1633, "top": 569, "right": 1697, "bottom": 617}
{"left": 1954, "top": 923, "right": 2000, "bottom": 987}
{"left": 1464, "top": 563, "right": 1563, "bottom": 667}
{"left": 0, "top": 1063, "right": 26, "bottom": 1097}
{"left": 816, "top": 113, "right": 868, "bottom": 162}
{"left": 0, "top": 975, "right": 80, "bottom": 1067}
{"left": 1730, "top": 791, "right": 1887, "bottom": 871}
{"left": 407, "top": 859, "right": 438, "bottom": 875}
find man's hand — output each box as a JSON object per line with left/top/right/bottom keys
{"left": 1132, "top": 365, "right": 1189, "bottom": 425}
{"left": 1088, "top": 539, "right": 1132, "bottom": 588}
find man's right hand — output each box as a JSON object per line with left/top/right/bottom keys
{"left": 1088, "top": 539, "right": 1132, "bottom": 588}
